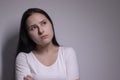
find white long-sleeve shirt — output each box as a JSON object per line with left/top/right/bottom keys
{"left": 16, "top": 47, "right": 79, "bottom": 80}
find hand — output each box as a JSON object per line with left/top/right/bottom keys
{"left": 24, "top": 75, "right": 34, "bottom": 80}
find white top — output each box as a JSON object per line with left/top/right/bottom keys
{"left": 16, "top": 47, "right": 79, "bottom": 80}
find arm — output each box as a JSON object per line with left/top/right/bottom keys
{"left": 76, "top": 78, "right": 80, "bottom": 80}
{"left": 16, "top": 53, "right": 32, "bottom": 80}
{"left": 24, "top": 75, "right": 33, "bottom": 80}
{"left": 65, "top": 47, "right": 80, "bottom": 80}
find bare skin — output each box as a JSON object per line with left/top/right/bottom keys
{"left": 24, "top": 13, "right": 60, "bottom": 80}
{"left": 24, "top": 75, "right": 34, "bottom": 80}
{"left": 27, "top": 13, "right": 59, "bottom": 67}
{"left": 24, "top": 13, "right": 80, "bottom": 80}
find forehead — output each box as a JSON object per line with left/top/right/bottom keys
{"left": 26, "top": 13, "right": 47, "bottom": 25}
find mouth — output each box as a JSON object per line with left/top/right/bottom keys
{"left": 40, "top": 35, "right": 48, "bottom": 39}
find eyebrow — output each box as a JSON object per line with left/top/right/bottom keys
{"left": 28, "top": 19, "right": 47, "bottom": 28}
{"left": 40, "top": 19, "right": 47, "bottom": 23}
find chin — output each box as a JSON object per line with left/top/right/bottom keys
{"left": 37, "top": 41, "right": 52, "bottom": 46}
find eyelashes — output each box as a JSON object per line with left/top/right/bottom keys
{"left": 27, "top": 20, "right": 47, "bottom": 31}
{"left": 40, "top": 20, "right": 47, "bottom": 26}
{"left": 27, "top": 25, "right": 37, "bottom": 31}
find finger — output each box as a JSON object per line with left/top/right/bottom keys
{"left": 26, "top": 75, "right": 33, "bottom": 79}
{"left": 24, "top": 75, "right": 33, "bottom": 80}
{"left": 24, "top": 76, "right": 31, "bottom": 80}
{"left": 24, "top": 77, "right": 29, "bottom": 80}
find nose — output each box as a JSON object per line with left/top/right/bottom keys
{"left": 37, "top": 26, "right": 44, "bottom": 35}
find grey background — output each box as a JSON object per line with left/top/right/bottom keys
{"left": 0, "top": 0, "right": 120, "bottom": 80}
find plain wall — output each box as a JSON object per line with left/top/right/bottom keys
{"left": 0, "top": 0, "right": 120, "bottom": 80}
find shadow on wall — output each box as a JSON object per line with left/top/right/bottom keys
{"left": 2, "top": 32, "right": 19, "bottom": 80}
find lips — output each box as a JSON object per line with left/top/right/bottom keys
{"left": 40, "top": 35, "right": 48, "bottom": 39}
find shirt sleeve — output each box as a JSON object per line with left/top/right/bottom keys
{"left": 65, "top": 47, "right": 80, "bottom": 80}
{"left": 15, "top": 52, "right": 32, "bottom": 80}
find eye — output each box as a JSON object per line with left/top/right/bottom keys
{"left": 41, "top": 21, "right": 47, "bottom": 26}
{"left": 28, "top": 25, "right": 37, "bottom": 31}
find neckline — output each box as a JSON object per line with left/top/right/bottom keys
{"left": 31, "top": 46, "right": 61, "bottom": 68}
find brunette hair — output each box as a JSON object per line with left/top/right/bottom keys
{"left": 16, "top": 8, "right": 59, "bottom": 55}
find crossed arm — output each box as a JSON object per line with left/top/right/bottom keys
{"left": 16, "top": 48, "right": 80, "bottom": 80}
{"left": 24, "top": 75, "right": 80, "bottom": 80}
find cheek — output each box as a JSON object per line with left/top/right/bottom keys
{"left": 28, "top": 32, "right": 38, "bottom": 41}
{"left": 46, "top": 22, "right": 54, "bottom": 35}
{"left": 48, "top": 27, "right": 54, "bottom": 37}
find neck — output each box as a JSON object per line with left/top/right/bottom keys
{"left": 34, "top": 42, "right": 58, "bottom": 54}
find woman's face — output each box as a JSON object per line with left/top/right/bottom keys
{"left": 26, "top": 13, "right": 54, "bottom": 46}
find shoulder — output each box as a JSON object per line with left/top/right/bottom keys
{"left": 60, "top": 46, "right": 76, "bottom": 58}
{"left": 61, "top": 46, "right": 76, "bottom": 53}
{"left": 16, "top": 52, "right": 31, "bottom": 61}
{"left": 62, "top": 46, "right": 75, "bottom": 52}
{"left": 16, "top": 52, "right": 32, "bottom": 67}
{"left": 16, "top": 52, "right": 27, "bottom": 58}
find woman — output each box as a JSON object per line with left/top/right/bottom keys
{"left": 16, "top": 8, "right": 80, "bottom": 80}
